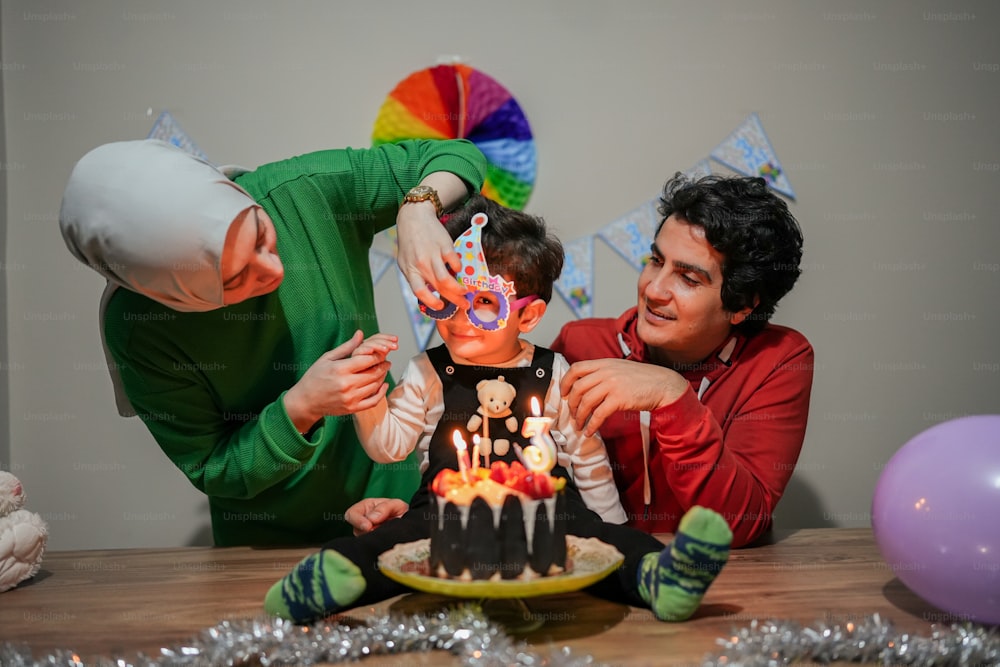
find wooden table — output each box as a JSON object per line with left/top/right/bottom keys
{"left": 0, "top": 529, "right": 953, "bottom": 665}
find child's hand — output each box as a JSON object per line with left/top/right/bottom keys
{"left": 283, "top": 331, "right": 392, "bottom": 429}
{"left": 351, "top": 333, "right": 399, "bottom": 363}
{"left": 344, "top": 497, "right": 409, "bottom": 535}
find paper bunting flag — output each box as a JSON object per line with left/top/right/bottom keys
{"left": 596, "top": 198, "right": 660, "bottom": 272}
{"left": 684, "top": 159, "right": 714, "bottom": 180}
{"left": 554, "top": 237, "right": 595, "bottom": 319}
{"left": 146, "top": 111, "right": 208, "bottom": 161}
{"left": 595, "top": 159, "right": 720, "bottom": 274}
{"left": 710, "top": 113, "right": 795, "bottom": 200}
{"left": 368, "top": 248, "right": 395, "bottom": 286}
{"left": 395, "top": 268, "right": 437, "bottom": 351}
{"left": 383, "top": 228, "right": 398, "bottom": 254}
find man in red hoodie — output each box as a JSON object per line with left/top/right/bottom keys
{"left": 552, "top": 173, "right": 812, "bottom": 547}
{"left": 348, "top": 174, "right": 811, "bottom": 549}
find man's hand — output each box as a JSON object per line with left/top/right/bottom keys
{"left": 344, "top": 497, "right": 409, "bottom": 535}
{"left": 560, "top": 359, "right": 689, "bottom": 436}
{"left": 283, "top": 330, "right": 393, "bottom": 432}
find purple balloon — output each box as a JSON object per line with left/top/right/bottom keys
{"left": 872, "top": 415, "right": 1000, "bottom": 625}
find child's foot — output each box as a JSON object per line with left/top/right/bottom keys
{"left": 264, "top": 549, "right": 366, "bottom": 623}
{"left": 637, "top": 505, "right": 732, "bottom": 621}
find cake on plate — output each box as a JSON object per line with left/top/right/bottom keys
{"left": 428, "top": 460, "right": 568, "bottom": 581}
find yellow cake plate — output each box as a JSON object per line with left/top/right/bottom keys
{"left": 378, "top": 535, "right": 624, "bottom": 599}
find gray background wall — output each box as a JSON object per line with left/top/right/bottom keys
{"left": 2, "top": 0, "right": 998, "bottom": 550}
{"left": 0, "top": 21, "right": 8, "bottom": 471}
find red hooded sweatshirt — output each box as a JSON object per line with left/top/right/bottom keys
{"left": 552, "top": 307, "right": 813, "bottom": 547}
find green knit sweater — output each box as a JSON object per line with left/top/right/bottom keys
{"left": 104, "top": 140, "right": 487, "bottom": 546}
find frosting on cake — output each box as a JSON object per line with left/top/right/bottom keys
{"left": 429, "top": 461, "right": 568, "bottom": 581}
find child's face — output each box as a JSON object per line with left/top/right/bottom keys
{"left": 435, "top": 290, "right": 532, "bottom": 365}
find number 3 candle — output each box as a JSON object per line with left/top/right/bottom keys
{"left": 519, "top": 397, "right": 556, "bottom": 473}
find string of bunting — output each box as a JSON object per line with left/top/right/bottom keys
{"left": 383, "top": 113, "right": 795, "bottom": 347}
{"left": 142, "top": 110, "right": 793, "bottom": 350}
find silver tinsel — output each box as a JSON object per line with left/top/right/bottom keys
{"left": 3, "top": 611, "right": 998, "bottom": 666}
{"left": 0, "top": 605, "right": 598, "bottom": 667}
{"left": 704, "top": 614, "right": 1000, "bottom": 666}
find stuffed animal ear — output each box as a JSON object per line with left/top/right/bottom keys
{"left": 0, "top": 472, "right": 26, "bottom": 517}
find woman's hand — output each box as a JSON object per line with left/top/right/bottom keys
{"left": 395, "top": 173, "right": 472, "bottom": 311}
{"left": 344, "top": 497, "right": 409, "bottom": 535}
{"left": 283, "top": 330, "right": 392, "bottom": 432}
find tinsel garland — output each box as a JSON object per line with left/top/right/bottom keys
{"left": 0, "top": 605, "right": 596, "bottom": 667}
{"left": 704, "top": 614, "right": 1000, "bottom": 667}
{"left": 1, "top": 609, "right": 997, "bottom": 666}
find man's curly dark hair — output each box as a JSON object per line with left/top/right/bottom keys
{"left": 657, "top": 174, "right": 804, "bottom": 335}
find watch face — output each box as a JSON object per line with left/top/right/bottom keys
{"left": 404, "top": 185, "right": 443, "bottom": 217}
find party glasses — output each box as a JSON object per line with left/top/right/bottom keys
{"left": 420, "top": 291, "right": 538, "bottom": 331}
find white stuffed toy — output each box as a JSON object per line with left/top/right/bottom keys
{"left": 466, "top": 375, "right": 519, "bottom": 460}
{"left": 0, "top": 470, "right": 48, "bottom": 592}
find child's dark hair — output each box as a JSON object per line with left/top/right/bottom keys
{"left": 443, "top": 194, "right": 563, "bottom": 303}
{"left": 657, "top": 174, "right": 804, "bottom": 335}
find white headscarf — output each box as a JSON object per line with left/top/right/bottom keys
{"left": 60, "top": 139, "right": 257, "bottom": 311}
{"left": 59, "top": 139, "right": 258, "bottom": 416}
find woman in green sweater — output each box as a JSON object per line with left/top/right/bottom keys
{"left": 59, "top": 138, "right": 487, "bottom": 546}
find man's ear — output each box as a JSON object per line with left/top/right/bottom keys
{"left": 517, "top": 299, "right": 547, "bottom": 333}
{"left": 729, "top": 295, "right": 760, "bottom": 326}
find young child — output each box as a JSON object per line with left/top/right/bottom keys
{"left": 264, "top": 195, "right": 733, "bottom": 623}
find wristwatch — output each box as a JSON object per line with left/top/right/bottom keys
{"left": 403, "top": 185, "right": 444, "bottom": 219}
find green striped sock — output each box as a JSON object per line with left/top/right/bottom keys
{"left": 637, "top": 506, "right": 732, "bottom": 621}
{"left": 264, "top": 549, "right": 366, "bottom": 623}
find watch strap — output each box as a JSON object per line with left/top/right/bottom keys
{"left": 404, "top": 185, "right": 444, "bottom": 218}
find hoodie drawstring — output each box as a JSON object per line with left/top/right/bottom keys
{"left": 640, "top": 410, "right": 651, "bottom": 520}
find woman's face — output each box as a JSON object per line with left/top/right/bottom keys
{"left": 221, "top": 206, "right": 284, "bottom": 304}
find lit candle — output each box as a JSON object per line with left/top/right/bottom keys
{"left": 520, "top": 396, "right": 556, "bottom": 473}
{"left": 452, "top": 430, "right": 471, "bottom": 483}
{"left": 521, "top": 397, "right": 552, "bottom": 439}
{"left": 471, "top": 434, "right": 481, "bottom": 475}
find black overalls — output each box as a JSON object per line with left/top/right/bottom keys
{"left": 319, "top": 345, "right": 663, "bottom": 608}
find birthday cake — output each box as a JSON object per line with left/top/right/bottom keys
{"left": 428, "top": 461, "right": 568, "bottom": 581}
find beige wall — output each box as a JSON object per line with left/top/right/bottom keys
{"left": 3, "top": 0, "right": 998, "bottom": 549}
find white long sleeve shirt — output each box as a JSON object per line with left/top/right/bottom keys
{"left": 353, "top": 342, "right": 627, "bottom": 524}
